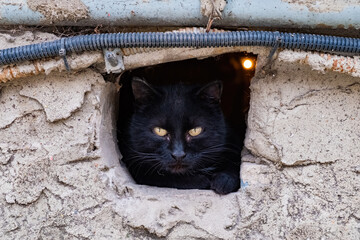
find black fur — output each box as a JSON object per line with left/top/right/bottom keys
{"left": 118, "top": 78, "right": 241, "bottom": 194}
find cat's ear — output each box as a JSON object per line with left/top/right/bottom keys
{"left": 132, "top": 77, "right": 159, "bottom": 104}
{"left": 196, "top": 81, "right": 223, "bottom": 103}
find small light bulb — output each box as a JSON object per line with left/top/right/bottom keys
{"left": 243, "top": 59, "right": 253, "bottom": 69}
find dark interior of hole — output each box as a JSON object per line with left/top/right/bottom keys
{"left": 118, "top": 52, "right": 256, "bottom": 140}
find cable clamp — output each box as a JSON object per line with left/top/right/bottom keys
{"left": 103, "top": 48, "right": 125, "bottom": 74}
{"left": 267, "top": 32, "right": 282, "bottom": 61}
{"left": 259, "top": 32, "right": 282, "bottom": 77}
{"left": 59, "top": 38, "right": 71, "bottom": 72}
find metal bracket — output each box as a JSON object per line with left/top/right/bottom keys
{"left": 103, "top": 48, "right": 125, "bottom": 74}
{"left": 266, "top": 33, "right": 282, "bottom": 64}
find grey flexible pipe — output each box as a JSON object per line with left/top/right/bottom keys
{"left": 0, "top": 31, "right": 359, "bottom": 66}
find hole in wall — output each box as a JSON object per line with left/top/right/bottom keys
{"left": 115, "top": 52, "right": 257, "bottom": 193}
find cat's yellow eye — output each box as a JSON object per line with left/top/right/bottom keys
{"left": 153, "top": 127, "right": 168, "bottom": 137}
{"left": 188, "top": 127, "right": 202, "bottom": 137}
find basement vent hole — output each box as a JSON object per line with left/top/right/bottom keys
{"left": 116, "top": 52, "right": 256, "bottom": 194}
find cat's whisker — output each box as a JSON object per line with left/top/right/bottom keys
{"left": 132, "top": 159, "right": 158, "bottom": 179}
{"left": 126, "top": 156, "right": 155, "bottom": 170}
{"left": 157, "top": 168, "right": 165, "bottom": 176}
{"left": 201, "top": 147, "right": 241, "bottom": 156}
{"left": 202, "top": 147, "right": 241, "bottom": 155}
{"left": 120, "top": 142, "right": 159, "bottom": 156}
{"left": 126, "top": 155, "right": 157, "bottom": 162}
{"left": 145, "top": 162, "right": 163, "bottom": 176}
{"left": 201, "top": 142, "right": 242, "bottom": 152}
{"left": 126, "top": 157, "right": 157, "bottom": 173}
{"left": 127, "top": 158, "right": 158, "bottom": 171}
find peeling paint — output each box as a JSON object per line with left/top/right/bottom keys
{"left": 27, "top": 0, "right": 89, "bottom": 23}
{"left": 200, "top": 0, "right": 226, "bottom": 17}
{"left": 282, "top": 0, "right": 360, "bottom": 13}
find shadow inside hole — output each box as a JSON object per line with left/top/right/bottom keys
{"left": 117, "top": 52, "right": 257, "bottom": 190}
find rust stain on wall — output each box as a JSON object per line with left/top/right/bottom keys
{"left": 27, "top": 0, "right": 89, "bottom": 23}
{"left": 282, "top": 0, "right": 360, "bottom": 13}
{"left": 0, "top": 63, "right": 44, "bottom": 83}
{"left": 278, "top": 50, "right": 360, "bottom": 78}
{"left": 0, "top": 51, "right": 103, "bottom": 83}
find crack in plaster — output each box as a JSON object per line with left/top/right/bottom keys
{"left": 19, "top": 72, "right": 94, "bottom": 123}
{"left": 0, "top": 87, "right": 43, "bottom": 129}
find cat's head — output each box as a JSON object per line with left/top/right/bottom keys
{"left": 126, "top": 78, "right": 227, "bottom": 175}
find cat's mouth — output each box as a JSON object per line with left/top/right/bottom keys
{"left": 168, "top": 162, "right": 189, "bottom": 174}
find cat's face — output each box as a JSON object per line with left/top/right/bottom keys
{"left": 127, "top": 78, "right": 227, "bottom": 175}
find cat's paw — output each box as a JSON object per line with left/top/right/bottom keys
{"left": 210, "top": 172, "right": 240, "bottom": 195}
{"left": 189, "top": 175, "right": 211, "bottom": 189}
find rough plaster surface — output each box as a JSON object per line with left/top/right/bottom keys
{"left": 0, "top": 31, "right": 359, "bottom": 239}
{"left": 19, "top": 71, "right": 96, "bottom": 122}
{"left": 246, "top": 60, "right": 360, "bottom": 166}
{"left": 0, "top": 31, "right": 58, "bottom": 49}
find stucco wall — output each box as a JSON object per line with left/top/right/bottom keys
{"left": 0, "top": 31, "right": 359, "bottom": 239}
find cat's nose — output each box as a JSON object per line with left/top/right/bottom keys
{"left": 171, "top": 150, "right": 186, "bottom": 161}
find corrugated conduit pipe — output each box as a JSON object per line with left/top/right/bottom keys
{"left": 0, "top": 31, "right": 359, "bottom": 66}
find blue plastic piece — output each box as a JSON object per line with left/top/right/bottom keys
{"left": 240, "top": 179, "right": 249, "bottom": 188}
{"left": 0, "top": 31, "right": 360, "bottom": 66}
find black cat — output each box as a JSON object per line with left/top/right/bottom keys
{"left": 119, "top": 78, "right": 241, "bottom": 194}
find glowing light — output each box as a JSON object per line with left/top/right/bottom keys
{"left": 242, "top": 59, "right": 254, "bottom": 69}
